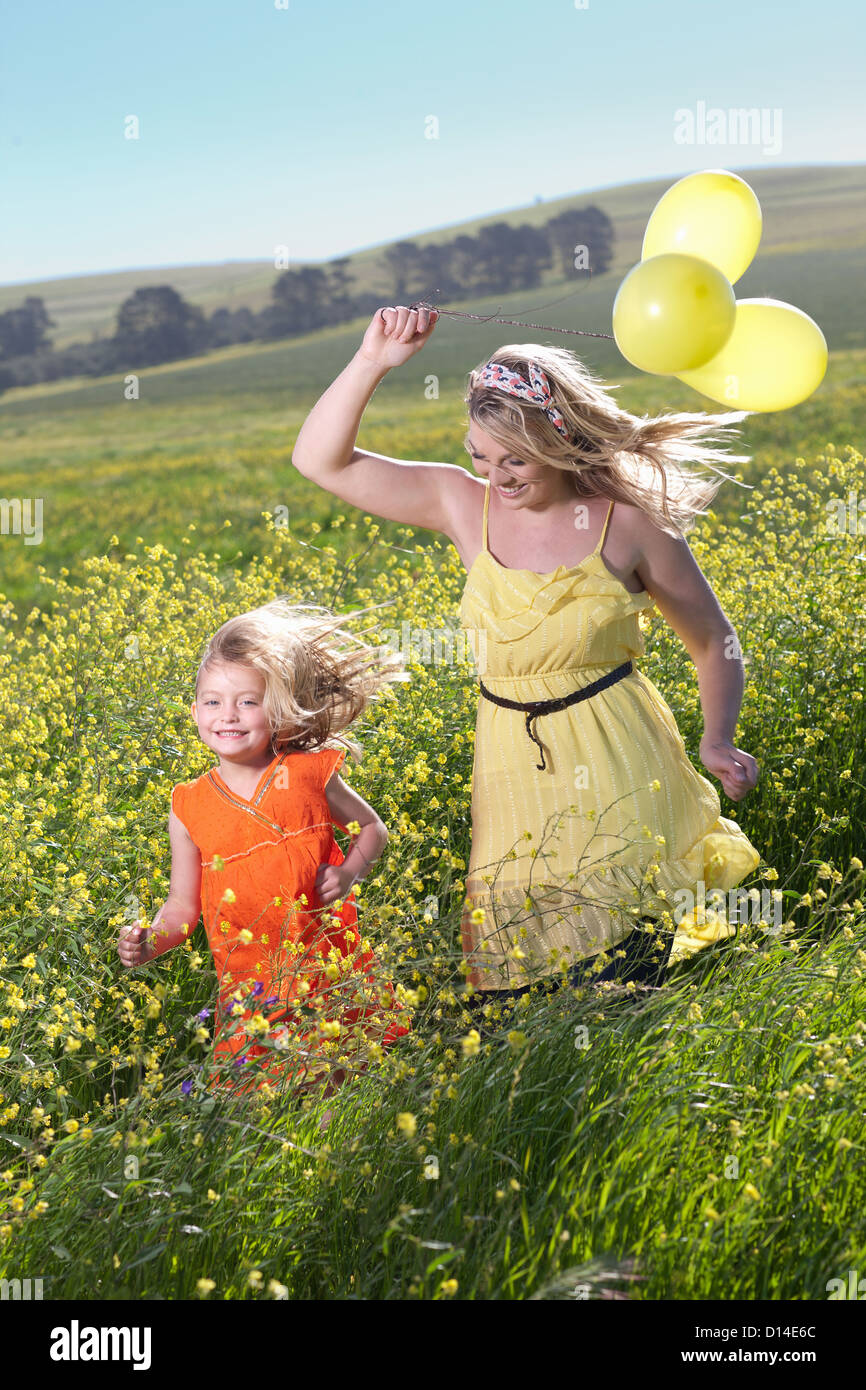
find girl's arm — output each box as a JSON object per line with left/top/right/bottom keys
{"left": 629, "top": 509, "right": 760, "bottom": 802}
{"left": 321, "top": 774, "right": 388, "bottom": 888}
{"left": 117, "top": 810, "right": 202, "bottom": 967}
{"left": 291, "top": 305, "right": 473, "bottom": 536}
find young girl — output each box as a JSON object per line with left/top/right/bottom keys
{"left": 291, "top": 305, "right": 762, "bottom": 1010}
{"left": 117, "top": 598, "right": 411, "bottom": 1097}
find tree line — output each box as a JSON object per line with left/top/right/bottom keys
{"left": 0, "top": 205, "right": 613, "bottom": 394}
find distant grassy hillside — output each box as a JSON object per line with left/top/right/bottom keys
{"left": 0, "top": 162, "right": 862, "bottom": 620}
{"left": 2, "top": 163, "right": 864, "bottom": 349}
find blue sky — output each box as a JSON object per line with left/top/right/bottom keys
{"left": 2, "top": 0, "right": 864, "bottom": 285}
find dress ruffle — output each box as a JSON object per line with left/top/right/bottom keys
{"left": 462, "top": 804, "right": 761, "bottom": 986}
{"left": 660, "top": 815, "right": 763, "bottom": 963}
{"left": 459, "top": 552, "right": 655, "bottom": 645}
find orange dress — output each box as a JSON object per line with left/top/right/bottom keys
{"left": 171, "top": 745, "right": 410, "bottom": 1094}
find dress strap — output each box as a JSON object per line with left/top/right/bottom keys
{"left": 482, "top": 479, "right": 491, "bottom": 552}
{"left": 592, "top": 499, "right": 615, "bottom": 556}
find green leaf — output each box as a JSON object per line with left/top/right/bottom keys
{"left": 0, "top": 1132, "right": 31, "bottom": 1150}
{"left": 118, "top": 1242, "right": 168, "bottom": 1275}
{"left": 425, "top": 1247, "right": 461, "bottom": 1277}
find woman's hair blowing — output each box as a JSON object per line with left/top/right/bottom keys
{"left": 466, "top": 343, "right": 753, "bottom": 535}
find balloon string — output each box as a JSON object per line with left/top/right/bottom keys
{"left": 407, "top": 299, "right": 615, "bottom": 340}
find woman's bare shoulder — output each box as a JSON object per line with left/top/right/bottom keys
{"left": 439, "top": 468, "right": 485, "bottom": 546}
{"left": 610, "top": 497, "right": 686, "bottom": 548}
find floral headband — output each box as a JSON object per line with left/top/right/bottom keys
{"left": 476, "top": 360, "right": 570, "bottom": 440}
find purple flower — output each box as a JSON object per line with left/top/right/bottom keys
{"left": 181, "top": 1079, "right": 193, "bottom": 1096}
{"left": 264, "top": 995, "right": 279, "bottom": 1007}
{"left": 251, "top": 982, "right": 264, "bottom": 997}
{"left": 197, "top": 1008, "right": 211, "bottom": 1021}
{"left": 234, "top": 1054, "right": 248, "bottom": 1067}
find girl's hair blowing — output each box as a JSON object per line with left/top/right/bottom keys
{"left": 466, "top": 343, "right": 753, "bottom": 535}
{"left": 195, "top": 598, "right": 408, "bottom": 762}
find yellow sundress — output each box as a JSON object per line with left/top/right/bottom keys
{"left": 458, "top": 479, "right": 761, "bottom": 990}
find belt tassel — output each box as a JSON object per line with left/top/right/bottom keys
{"left": 479, "top": 660, "right": 633, "bottom": 771}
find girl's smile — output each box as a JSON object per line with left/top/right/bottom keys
{"left": 191, "top": 661, "right": 274, "bottom": 770}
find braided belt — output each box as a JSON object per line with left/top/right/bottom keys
{"left": 478, "top": 661, "right": 633, "bottom": 771}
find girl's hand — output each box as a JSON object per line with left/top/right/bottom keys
{"left": 357, "top": 304, "right": 439, "bottom": 370}
{"left": 117, "top": 920, "right": 155, "bottom": 968}
{"left": 699, "top": 737, "right": 759, "bottom": 802}
{"left": 315, "top": 863, "right": 355, "bottom": 906}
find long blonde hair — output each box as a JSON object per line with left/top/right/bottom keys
{"left": 194, "top": 598, "right": 408, "bottom": 762}
{"left": 466, "top": 343, "right": 753, "bottom": 536}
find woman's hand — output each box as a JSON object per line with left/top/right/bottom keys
{"left": 117, "top": 920, "right": 155, "bottom": 968}
{"left": 315, "top": 863, "right": 356, "bottom": 906}
{"left": 699, "top": 737, "right": 759, "bottom": 802}
{"left": 357, "top": 304, "right": 439, "bottom": 371}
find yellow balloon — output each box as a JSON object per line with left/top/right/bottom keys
{"left": 612, "top": 254, "right": 736, "bottom": 375}
{"left": 642, "top": 170, "right": 762, "bottom": 284}
{"left": 676, "top": 299, "right": 828, "bottom": 412}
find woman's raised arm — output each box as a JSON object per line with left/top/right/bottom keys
{"left": 291, "top": 306, "right": 472, "bottom": 537}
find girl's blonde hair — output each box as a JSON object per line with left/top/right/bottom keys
{"left": 466, "top": 343, "right": 753, "bottom": 536}
{"left": 194, "top": 598, "right": 408, "bottom": 762}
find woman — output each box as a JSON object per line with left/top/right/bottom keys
{"left": 292, "top": 305, "right": 761, "bottom": 1004}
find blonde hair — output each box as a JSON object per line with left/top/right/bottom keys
{"left": 466, "top": 343, "right": 753, "bottom": 536}
{"left": 194, "top": 598, "right": 408, "bottom": 762}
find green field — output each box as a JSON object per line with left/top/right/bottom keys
{"left": 0, "top": 274, "right": 863, "bottom": 619}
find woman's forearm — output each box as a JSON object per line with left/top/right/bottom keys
{"left": 292, "top": 350, "right": 389, "bottom": 478}
{"left": 693, "top": 637, "right": 745, "bottom": 745}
